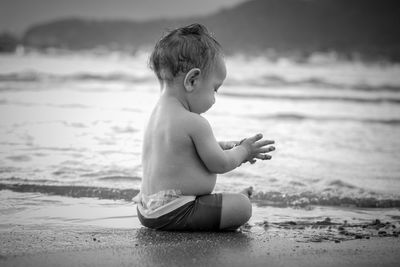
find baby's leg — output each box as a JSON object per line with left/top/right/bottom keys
{"left": 220, "top": 193, "right": 252, "bottom": 230}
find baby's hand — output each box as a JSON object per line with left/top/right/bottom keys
{"left": 239, "top": 134, "right": 275, "bottom": 164}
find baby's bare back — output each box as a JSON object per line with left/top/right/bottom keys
{"left": 141, "top": 98, "right": 216, "bottom": 196}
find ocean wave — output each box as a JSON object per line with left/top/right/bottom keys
{"left": 80, "top": 169, "right": 139, "bottom": 179}
{"left": 226, "top": 75, "right": 400, "bottom": 92}
{"left": 1, "top": 71, "right": 399, "bottom": 93}
{"left": 0, "top": 167, "right": 21, "bottom": 173}
{"left": 221, "top": 91, "right": 400, "bottom": 104}
{"left": 1, "top": 182, "right": 399, "bottom": 208}
{"left": 98, "top": 176, "right": 141, "bottom": 182}
{"left": 0, "top": 99, "right": 94, "bottom": 109}
{"left": 0, "top": 183, "right": 139, "bottom": 201}
{"left": 252, "top": 113, "right": 400, "bottom": 125}
{"left": 6, "top": 155, "right": 32, "bottom": 162}
{"left": 252, "top": 191, "right": 400, "bottom": 208}
{"left": 0, "top": 177, "right": 55, "bottom": 184}
{"left": 0, "top": 72, "right": 152, "bottom": 84}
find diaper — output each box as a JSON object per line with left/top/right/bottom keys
{"left": 137, "top": 192, "right": 223, "bottom": 231}
{"left": 136, "top": 189, "right": 196, "bottom": 219}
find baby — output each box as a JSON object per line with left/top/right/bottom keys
{"left": 137, "top": 23, "right": 275, "bottom": 231}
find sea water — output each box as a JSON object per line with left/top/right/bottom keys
{"left": 1, "top": 50, "right": 400, "bottom": 228}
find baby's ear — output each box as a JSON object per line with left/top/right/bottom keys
{"left": 183, "top": 68, "right": 201, "bottom": 92}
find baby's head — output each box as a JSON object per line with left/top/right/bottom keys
{"left": 149, "top": 23, "right": 223, "bottom": 83}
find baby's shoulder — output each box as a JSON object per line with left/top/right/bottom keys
{"left": 151, "top": 102, "right": 211, "bottom": 135}
{"left": 180, "top": 112, "right": 212, "bottom": 135}
{"left": 182, "top": 111, "right": 209, "bottom": 125}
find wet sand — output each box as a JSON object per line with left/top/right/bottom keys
{"left": 1, "top": 223, "right": 400, "bottom": 267}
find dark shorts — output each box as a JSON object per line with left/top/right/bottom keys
{"left": 137, "top": 193, "right": 223, "bottom": 231}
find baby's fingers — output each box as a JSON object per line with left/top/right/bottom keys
{"left": 257, "top": 146, "right": 275, "bottom": 153}
{"left": 249, "top": 159, "right": 257, "bottom": 164}
{"left": 255, "top": 153, "right": 272, "bottom": 160}
{"left": 255, "top": 139, "right": 275, "bottom": 147}
{"left": 247, "top": 133, "right": 263, "bottom": 143}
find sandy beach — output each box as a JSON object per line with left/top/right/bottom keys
{"left": 1, "top": 222, "right": 400, "bottom": 267}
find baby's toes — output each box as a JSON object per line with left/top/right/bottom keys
{"left": 240, "top": 186, "right": 254, "bottom": 198}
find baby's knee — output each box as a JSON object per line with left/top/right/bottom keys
{"left": 237, "top": 193, "right": 252, "bottom": 221}
{"left": 220, "top": 193, "right": 252, "bottom": 230}
{"left": 220, "top": 194, "right": 252, "bottom": 229}
{"left": 227, "top": 193, "right": 252, "bottom": 220}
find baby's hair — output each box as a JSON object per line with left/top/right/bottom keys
{"left": 149, "top": 23, "right": 222, "bottom": 81}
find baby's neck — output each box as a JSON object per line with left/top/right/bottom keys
{"left": 161, "top": 86, "right": 190, "bottom": 111}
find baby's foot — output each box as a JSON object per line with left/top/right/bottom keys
{"left": 240, "top": 186, "right": 253, "bottom": 199}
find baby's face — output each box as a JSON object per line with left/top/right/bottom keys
{"left": 189, "top": 55, "right": 226, "bottom": 114}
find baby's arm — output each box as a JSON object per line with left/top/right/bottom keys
{"left": 190, "top": 116, "right": 274, "bottom": 174}
{"left": 218, "top": 141, "right": 238, "bottom": 150}
{"left": 218, "top": 140, "right": 262, "bottom": 163}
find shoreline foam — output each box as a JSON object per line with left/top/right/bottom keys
{"left": 2, "top": 183, "right": 400, "bottom": 208}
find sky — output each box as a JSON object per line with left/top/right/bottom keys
{"left": 0, "top": 0, "right": 249, "bottom": 35}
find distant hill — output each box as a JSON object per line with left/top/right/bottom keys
{"left": 22, "top": 0, "right": 400, "bottom": 61}
{"left": 0, "top": 32, "right": 19, "bottom": 52}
